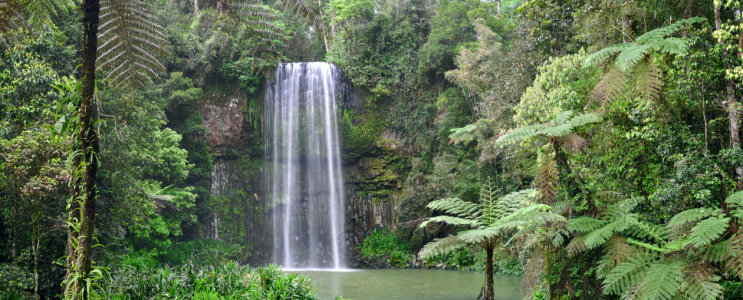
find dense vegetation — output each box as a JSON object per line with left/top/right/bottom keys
{"left": 3, "top": 0, "right": 743, "bottom": 299}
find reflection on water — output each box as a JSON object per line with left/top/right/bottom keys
{"left": 289, "top": 269, "right": 521, "bottom": 300}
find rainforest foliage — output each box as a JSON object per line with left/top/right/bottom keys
{"left": 3, "top": 0, "right": 743, "bottom": 299}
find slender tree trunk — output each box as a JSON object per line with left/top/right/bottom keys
{"left": 65, "top": 0, "right": 101, "bottom": 297}
{"left": 33, "top": 223, "right": 39, "bottom": 298}
{"left": 484, "top": 241, "right": 494, "bottom": 300}
{"left": 12, "top": 196, "right": 17, "bottom": 257}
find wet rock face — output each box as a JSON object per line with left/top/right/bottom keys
{"left": 343, "top": 155, "right": 404, "bottom": 267}
{"left": 202, "top": 97, "right": 247, "bottom": 154}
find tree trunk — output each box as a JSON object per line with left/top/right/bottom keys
{"left": 715, "top": 1, "right": 743, "bottom": 189}
{"left": 33, "top": 224, "right": 39, "bottom": 298}
{"left": 65, "top": 0, "right": 101, "bottom": 297}
{"left": 484, "top": 241, "right": 494, "bottom": 300}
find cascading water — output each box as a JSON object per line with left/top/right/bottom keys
{"left": 265, "top": 62, "right": 346, "bottom": 269}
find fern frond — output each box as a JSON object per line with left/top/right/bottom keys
{"left": 0, "top": 0, "right": 70, "bottom": 53}
{"left": 274, "top": 0, "right": 329, "bottom": 44}
{"left": 699, "top": 239, "right": 728, "bottom": 263}
{"left": 681, "top": 262, "right": 722, "bottom": 300}
{"left": 557, "top": 133, "right": 587, "bottom": 152}
{"left": 633, "top": 61, "right": 664, "bottom": 105}
{"left": 585, "top": 220, "right": 619, "bottom": 249}
{"left": 97, "top": 0, "right": 168, "bottom": 89}
{"left": 603, "top": 252, "right": 655, "bottom": 296}
{"left": 590, "top": 68, "right": 628, "bottom": 108}
{"left": 566, "top": 236, "right": 588, "bottom": 257}
{"left": 626, "top": 218, "right": 669, "bottom": 244}
{"left": 457, "top": 228, "right": 499, "bottom": 244}
{"left": 668, "top": 207, "right": 720, "bottom": 228}
{"left": 423, "top": 216, "right": 479, "bottom": 228}
{"left": 598, "top": 237, "right": 637, "bottom": 278}
{"left": 689, "top": 216, "right": 729, "bottom": 248}
{"left": 725, "top": 191, "right": 743, "bottom": 218}
{"left": 553, "top": 110, "right": 575, "bottom": 125}
{"left": 615, "top": 44, "right": 652, "bottom": 72}
{"left": 521, "top": 249, "right": 544, "bottom": 297}
{"left": 536, "top": 150, "right": 559, "bottom": 204}
{"left": 635, "top": 17, "right": 706, "bottom": 44}
{"left": 638, "top": 261, "right": 683, "bottom": 300}
{"left": 569, "top": 217, "right": 608, "bottom": 234}
{"left": 584, "top": 43, "right": 633, "bottom": 67}
{"left": 626, "top": 238, "right": 670, "bottom": 253}
{"left": 495, "top": 124, "right": 544, "bottom": 146}
{"left": 567, "top": 112, "right": 603, "bottom": 127}
{"left": 540, "top": 123, "right": 572, "bottom": 138}
{"left": 724, "top": 232, "right": 743, "bottom": 278}
{"left": 448, "top": 124, "right": 478, "bottom": 145}
{"left": 427, "top": 198, "right": 480, "bottom": 220}
{"left": 418, "top": 235, "right": 466, "bottom": 258}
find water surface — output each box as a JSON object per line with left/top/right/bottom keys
{"left": 290, "top": 269, "right": 521, "bottom": 300}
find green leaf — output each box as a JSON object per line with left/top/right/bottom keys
{"left": 690, "top": 216, "right": 729, "bottom": 248}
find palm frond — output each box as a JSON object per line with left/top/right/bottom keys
{"left": 97, "top": 0, "right": 168, "bottom": 89}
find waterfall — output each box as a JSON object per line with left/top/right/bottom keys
{"left": 265, "top": 62, "right": 346, "bottom": 269}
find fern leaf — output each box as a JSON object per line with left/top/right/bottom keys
{"left": 699, "top": 239, "right": 728, "bottom": 263}
{"left": 569, "top": 216, "right": 607, "bottom": 234}
{"left": 535, "top": 150, "right": 559, "bottom": 204}
{"left": 567, "top": 112, "right": 603, "bottom": 127}
{"left": 690, "top": 216, "right": 729, "bottom": 248}
{"left": 603, "top": 252, "right": 654, "bottom": 296}
{"left": 584, "top": 220, "right": 619, "bottom": 249}
{"left": 553, "top": 110, "right": 576, "bottom": 125}
{"left": 448, "top": 124, "right": 478, "bottom": 145}
{"left": 584, "top": 43, "right": 633, "bottom": 67}
{"left": 724, "top": 232, "right": 743, "bottom": 278}
{"left": 427, "top": 198, "right": 480, "bottom": 220}
{"left": 635, "top": 17, "right": 706, "bottom": 44}
{"left": 97, "top": 0, "right": 168, "bottom": 89}
{"left": 557, "top": 133, "right": 588, "bottom": 153}
{"left": 457, "top": 228, "right": 499, "bottom": 244}
{"left": 668, "top": 207, "right": 719, "bottom": 237}
{"left": 615, "top": 44, "right": 652, "bottom": 72}
{"left": 725, "top": 191, "right": 743, "bottom": 218}
{"left": 681, "top": 263, "right": 722, "bottom": 300}
{"left": 423, "top": 216, "right": 479, "bottom": 228}
{"left": 495, "top": 124, "right": 544, "bottom": 146}
{"left": 650, "top": 37, "right": 690, "bottom": 55}
{"left": 590, "top": 68, "right": 628, "bottom": 108}
{"left": 566, "top": 236, "right": 588, "bottom": 257}
{"left": 633, "top": 61, "right": 665, "bottom": 105}
{"left": 626, "top": 238, "right": 670, "bottom": 253}
{"left": 540, "top": 123, "right": 572, "bottom": 138}
{"left": 418, "top": 235, "right": 466, "bottom": 258}
{"left": 598, "top": 237, "right": 637, "bottom": 278}
{"left": 638, "top": 262, "right": 683, "bottom": 300}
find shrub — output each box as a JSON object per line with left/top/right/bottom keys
{"left": 360, "top": 229, "right": 414, "bottom": 267}
{"left": 103, "top": 262, "right": 318, "bottom": 299}
{"left": 0, "top": 264, "right": 33, "bottom": 299}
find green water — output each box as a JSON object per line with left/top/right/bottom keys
{"left": 290, "top": 269, "right": 521, "bottom": 300}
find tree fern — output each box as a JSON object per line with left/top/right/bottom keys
{"left": 615, "top": 43, "right": 652, "bottom": 72}
{"left": 725, "top": 233, "right": 743, "bottom": 278}
{"left": 634, "top": 61, "right": 664, "bottom": 104}
{"left": 495, "top": 110, "right": 601, "bottom": 153}
{"left": 589, "top": 68, "right": 628, "bottom": 108}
